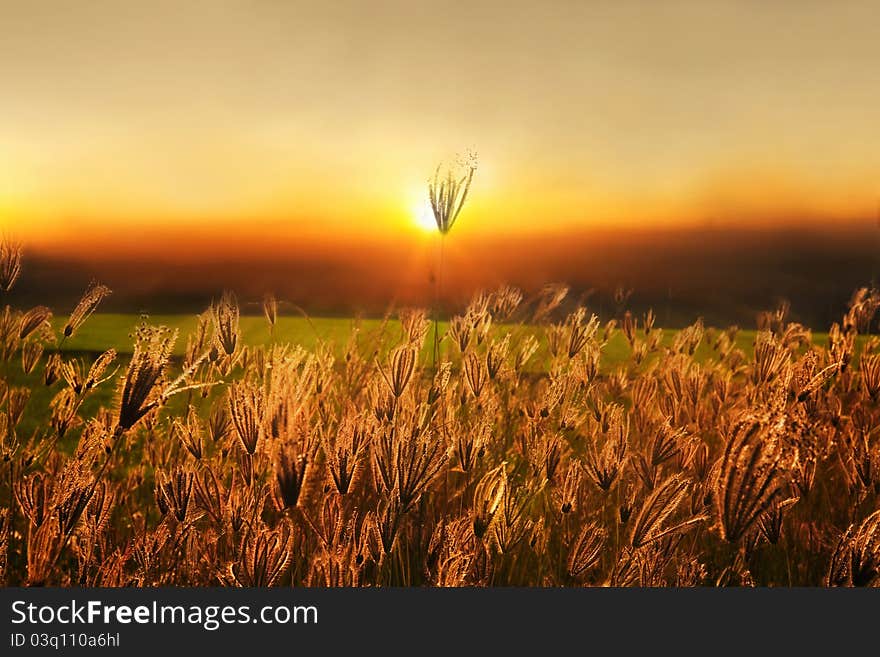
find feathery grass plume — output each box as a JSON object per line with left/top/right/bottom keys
{"left": 450, "top": 418, "right": 489, "bottom": 474}
{"left": 193, "top": 466, "right": 226, "bottom": 525}
{"left": 155, "top": 467, "right": 194, "bottom": 522}
{"left": 427, "top": 360, "right": 452, "bottom": 406}
{"left": 537, "top": 433, "right": 564, "bottom": 483}
{"left": 56, "top": 478, "right": 96, "bottom": 537}
{"left": 6, "top": 387, "right": 29, "bottom": 428}
{"left": 426, "top": 518, "right": 478, "bottom": 587}
{"left": 472, "top": 463, "right": 506, "bottom": 540}
{"left": 621, "top": 311, "right": 637, "bottom": 347}
{"left": 117, "top": 325, "right": 176, "bottom": 431}
{"left": 49, "top": 388, "right": 79, "bottom": 439}
{"left": 231, "top": 521, "right": 294, "bottom": 587}
{"left": 0, "top": 236, "right": 22, "bottom": 293}
{"left": 428, "top": 151, "right": 477, "bottom": 235}
{"left": 844, "top": 287, "right": 880, "bottom": 334}
{"left": 264, "top": 351, "right": 318, "bottom": 441}
{"left": 566, "top": 309, "right": 599, "bottom": 359}
{"left": 16, "top": 472, "right": 52, "bottom": 527}
{"left": 552, "top": 322, "right": 578, "bottom": 364}
{"left": 18, "top": 306, "right": 52, "bottom": 341}
{"left": 369, "top": 379, "right": 396, "bottom": 424}
{"left": 845, "top": 421, "right": 878, "bottom": 491}
{"left": 493, "top": 478, "right": 542, "bottom": 554}
{"left": 630, "top": 340, "right": 648, "bottom": 366}
{"left": 399, "top": 308, "right": 430, "bottom": 347}
{"left": 183, "top": 310, "right": 213, "bottom": 373}
{"left": 827, "top": 322, "right": 856, "bottom": 373}
{"left": 0, "top": 307, "right": 20, "bottom": 362}
{"left": 649, "top": 421, "right": 689, "bottom": 468}
{"left": 323, "top": 408, "right": 372, "bottom": 495}
{"left": 207, "top": 399, "right": 233, "bottom": 443}
{"left": 613, "top": 285, "right": 634, "bottom": 312}
{"left": 227, "top": 471, "right": 258, "bottom": 530}
{"left": 172, "top": 408, "right": 203, "bottom": 460}
{"left": 555, "top": 462, "right": 582, "bottom": 515}
{"left": 631, "top": 377, "right": 659, "bottom": 431}
{"left": 212, "top": 290, "right": 240, "bottom": 357}
{"left": 752, "top": 331, "right": 791, "bottom": 387}
{"left": 85, "top": 349, "right": 118, "bottom": 391}
{"left": 394, "top": 421, "right": 448, "bottom": 512}
{"left": 514, "top": 334, "right": 539, "bottom": 374}
{"left": 642, "top": 308, "right": 657, "bottom": 334}
{"left": 228, "top": 381, "right": 264, "bottom": 455}
{"left": 63, "top": 282, "right": 111, "bottom": 339}
{"left": 777, "top": 322, "right": 811, "bottom": 351}
{"left": 43, "top": 353, "right": 62, "bottom": 386}
{"left": 827, "top": 510, "right": 880, "bottom": 587}
{"left": 715, "top": 413, "right": 791, "bottom": 543}
{"left": 672, "top": 318, "right": 704, "bottom": 356}
{"left": 463, "top": 351, "right": 487, "bottom": 398}
{"left": 581, "top": 413, "right": 629, "bottom": 491}
{"left": 647, "top": 328, "right": 665, "bottom": 354}
{"left": 368, "top": 493, "right": 404, "bottom": 557}
{"left": 567, "top": 522, "right": 606, "bottom": 579}
{"left": 378, "top": 344, "right": 417, "bottom": 398}
{"left": 82, "top": 479, "right": 115, "bottom": 539}
{"left": 486, "top": 334, "right": 510, "bottom": 380}
{"left": 272, "top": 443, "right": 308, "bottom": 510}
{"left": 59, "top": 357, "right": 87, "bottom": 394}
{"left": 25, "top": 520, "right": 57, "bottom": 586}
{"left": 0, "top": 310, "right": 16, "bottom": 349}
{"left": 302, "top": 496, "right": 371, "bottom": 586}
{"left": 490, "top": 285, "right": 523, "bottom": 321}
{"left": 533, "top": 283, "right": 569, "bottom": 323}
{"left": 629, "top": 474, "right": 703, "bottom": 548}
{"left": 262, "top": 292, "right": 278, "bottom": 333}
{"left": 757, "top": 496, "right": 799, "bottom": 545}
{"left": 426, "top": 152, "right": 477, "bottom": 368}
{"left": 792, "top": 351, "right": 840, "bottom": 402}
{"left": 448, "top": 315, "right": 473, "bottom": 353}
{"left": 470, "top": 307, "right": 493, "bottom": 347}
{"left": 757, "top": 305, "right": 782, "bottom": 334}
{"left": 606, "top": 366, "right": 629, "bottom": 399}
{"left": 21, "top": 341, "right": 43, "bottom": 375}
{"left": 860, "top": 353, "right": 880, "bottom": 401}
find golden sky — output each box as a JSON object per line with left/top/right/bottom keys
{"left": 2, "top": 1, "right": 880, "bottom": 255}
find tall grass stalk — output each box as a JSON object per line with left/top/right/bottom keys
{"left": 427, "top": 152, "right": 477, "bottom": 369}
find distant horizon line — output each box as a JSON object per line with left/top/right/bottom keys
{"left": 13, "top": 212, "right": 880, "bottom": 262}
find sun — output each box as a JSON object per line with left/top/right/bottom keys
{"left": 412, "top": 198, "right": 438, "bottom": 233}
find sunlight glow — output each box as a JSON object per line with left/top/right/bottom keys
{"left": 413, "top": 199, "right": 438, "bottom": 233}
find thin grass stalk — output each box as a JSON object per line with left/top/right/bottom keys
{"left": 432, "top": 234, "right": 445, "bottom": 371}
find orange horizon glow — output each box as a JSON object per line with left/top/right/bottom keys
{"left": 7, "top": 174, "right": 880, "bottom": 261}
{"left": 2, "top": 2, "right": 880, "bottom": 258}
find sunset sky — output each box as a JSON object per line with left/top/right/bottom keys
{"left": 2, "top": 1, "right": 880, "bottom": 259}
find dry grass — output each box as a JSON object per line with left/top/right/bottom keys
{"left": 1, "top": 239, "right": 879, "bottom": 587}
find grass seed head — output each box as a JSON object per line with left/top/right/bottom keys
{"left": 63, "top": 282, "right": 111, "bottom": 339}
{"left": 0, "top": 237, "right": 22, "bottom": 293}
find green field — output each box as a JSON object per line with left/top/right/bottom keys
{"left": 45, "top": 313, "right": 840, "bottom": 363}
{"left": 6, "top": 313, "right": 839, "bottom": 440}
{"left": 52, "top": 314, "right": 392, "bottom": 356}
{"left": 47, "top": 313, "right": 837, "bottom": 360}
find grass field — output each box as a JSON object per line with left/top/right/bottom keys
{"left": 6, "top": 313, "right": 839, "bottom": 440}
{"left": 51, "top": 314, "right": 386, "bottom": 356}
{"left": 5, "top": 289, "right": 878, "bottom": 587}
{"left": 49, "top": 313, "right": 834, "bottom": 361}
